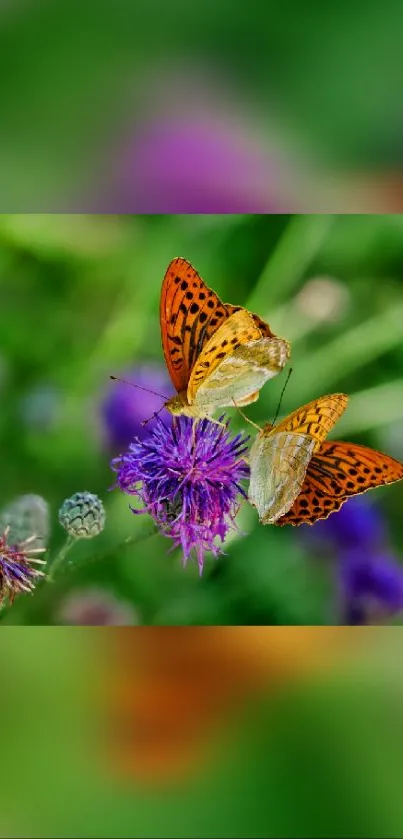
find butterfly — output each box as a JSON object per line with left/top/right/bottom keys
{"left": 248, "top": 393, "right": 349, "bottom": 523}
{"left": 248, "top": 393, "right": 403, "bottom": 526}
{"left": 160, "top": 257, "right": 290, "bottom": 420}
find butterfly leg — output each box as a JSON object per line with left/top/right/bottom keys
{"left": 189, "top": 407, "right": 227, "bottom": 428}
{"left": 232, "top": 399, "right": 261, "bottom": 431}
{"left": 199, "top": 414, "right": 227, "bottom": 428}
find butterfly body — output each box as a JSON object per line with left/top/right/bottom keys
{"left": 160, "top": 258, "right": 290, "bottom": 419}
{"left": 164, "top": 390, "right": 213, "bottom": 419}
{"left": 248, "top": 394, "right": 349, "bottom": 524}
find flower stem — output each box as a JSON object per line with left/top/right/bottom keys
{"left": 47, "top": 535, "right": 77, "bottom": 582}
{"left": 78, "top": 524, "right": 159, "bottom": 573}
{"left": 47, "top": 523, "right": 158, "bottom": 583}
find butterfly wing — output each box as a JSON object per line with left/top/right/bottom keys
{"left": 188, "top": 309, "right": 290, "bottom": 409}
{"left": 160, "top": 257, "right": 234, "bottom": 392}
{"left": 273, "top": 394, "right": 349, "bottom": 450}
{"left": 227, "top": 312, "right": 290, "bottom": 407}
{"left": 276, "top": 440, "right": 403, "bottom": 526}
{"left": 234, "top": 390, "right": 260, "bottom": 407}
{"left": 248, "top": 394, "right": 349, "bottom": 523}
{"left": 249, "top": 431, "right": 317, "bottom": 523}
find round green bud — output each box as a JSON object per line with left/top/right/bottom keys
{"left": 59, "top": 492, "right": 105, "bottom": 539}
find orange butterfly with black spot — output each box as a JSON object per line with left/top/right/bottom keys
{"left": 249, "top": 393, "right": 349, "bottom": 524}
{"left": 259, "top": 394, "right": 403, "bottom": 526}
{"left": 160, "top": 257, "right": 290, "bottom": 420}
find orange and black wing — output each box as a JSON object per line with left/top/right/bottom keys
{"left": 276, "top": 440, "right": 403, "bottom": 526}
{"left": 160, "top": 257, "right": 236, "bottom": 392}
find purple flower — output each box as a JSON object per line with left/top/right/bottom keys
{"left": 0, "top": 527, "right": 46, "bottom": 605}
{"left": 339, "top": 549, "right": 403, "bottom": 625}
{"left": 104, "top": 116, "right": 287, "bottom": 214}
{"left": 305, "top": 496, "right": 386, "bottom": 553}
{"left": 111, "top": 415, "right": 249, "bottom": 574}
{"left": 100, "top": 365, "right": 173, "bottom": 451}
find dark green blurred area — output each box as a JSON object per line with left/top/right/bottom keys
{"left": 1, "top": 213, "right": 403, "bottom": 625}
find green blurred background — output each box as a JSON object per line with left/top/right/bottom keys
{"left": 1, "top": 212, "right": 403, "bottom": 625}
{"left": 2, "top": 627, "right": 403, "bottom": 838}
{"left": 1, "top": 0, "right": 403, "bottom": 211}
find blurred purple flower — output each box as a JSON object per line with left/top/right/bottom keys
{"left": 302, "top": 496, "right": 403, "bottom": 625}
{"left": 340, "top": 549, "right": 403, "bottom": 625}
{"left": 57, "top": 588, "right": 138, "bottom": 626}
{"left": 305, "top": 496, "right": 387, "bottom": 553}
{"left": 100, "top": 365, "right": 172, "bottom": 451}
{"left": 106, "top": 116, "right": 287, "bottom": 213}
{"left": 111, "top": 414, "right": 249, "bottom": 574}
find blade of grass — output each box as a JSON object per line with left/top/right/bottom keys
{"left": 247, "top": 214, "right": 336, "bottom": 312}
{"left": 333, "top": 380, "right": 403, "bottom": 437}
{"left": 288, "top": 298, "right": 403, "bottom": 405}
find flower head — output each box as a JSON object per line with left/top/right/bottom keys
{"left": 102, "top": 69, "right": 292, "bottom": 214}
{"left": 340, "top": 549, "right": 403, "bottom": 625}
{"left": 115, "top": 116, "right": 282, "bottom": 213}
{"left": 100, "top": 365, "right": 173, "bottom": 451}
{"left": 0, "top": 526, "right": 46, "bottom": 605}
{"left": 111, "top": 415, "right": 249, "bottom": 574}
{"left": 57, "top": 588, "right": 138, "bottom": 626}
{"left": 59, "top": 492, "right": 105, "bottom": 539}
{"left": 0, "top": 494, "right": 50, "bottom": 551}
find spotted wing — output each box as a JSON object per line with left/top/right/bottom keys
{"left": 160, "top": 257, "right": 236, "bottom": 392}
{"left": 276, "top": 440, "right": 403, "bottom": 526}
{"left": 248, "top": 431, "right": 316, "bottom": 523}
{"left": 230, "top": 312, "right": 290, "bottom": 408}
{"left": 272, "top": 394, "right": 349, "bottom": 450}
{"left": 188, "top": 309, "right": 290, "bottom": 409}
{"left": 247, "top": 394, "right": 348, "bottom": 523}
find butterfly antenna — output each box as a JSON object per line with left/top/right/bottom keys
{"left": 270, "top": 368, "right": 293, "bottom": 427}
{"left": 232, "top": 399, "right": 261, "bottom": 431}
{"left": 141, "top": 404, "right": 167, "bottom": 427}
{"left": 109, "top": 375, "right": 169, "bottom": 401}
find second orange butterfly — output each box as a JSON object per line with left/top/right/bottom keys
{"left": 248, "top": 393, "right": 403, "bottom": 526}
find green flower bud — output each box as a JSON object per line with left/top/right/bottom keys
{"left": 0, "top": 494, "right": 50, "bottom": 550}
{"left": 59, "top": 492, "right": 105, "bottom": 539}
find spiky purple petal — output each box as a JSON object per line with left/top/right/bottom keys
{"left": 0, "top": 528, "right": 45, "bottom": 604}
{"left": 111, "top": 415, "right": 249, "bottom": 573}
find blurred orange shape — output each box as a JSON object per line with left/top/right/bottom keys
{"left": 105, "top": 627, "right": 354, "bottom": 785}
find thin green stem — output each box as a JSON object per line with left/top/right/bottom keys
{"left": 79, "top": 524, "right": 159, "bottom": 572}
{"left": 47, "top": 523, "right": 159, "bottom": 583}
{"left": 47, "top": 535, "right": 77, "bottom": 582}
{"left": 247, "top": 215, "right": 335, "bottom": 312}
